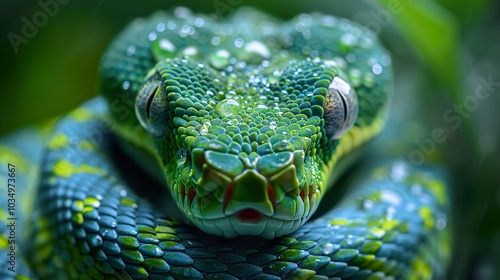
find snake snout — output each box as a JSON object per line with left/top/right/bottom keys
{"left": 184, "top": 147, "right": 315, "bottom": 237}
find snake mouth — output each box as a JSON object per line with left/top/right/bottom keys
{"left": 179, "top": 178, "right": 320, "bottom": 238}
{"left": 175, "top": 149, "right": 321, "bottom": 237}
{"left": 236, "top": 209, "right": 263, "bottom": 223}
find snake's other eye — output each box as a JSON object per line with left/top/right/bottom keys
{"left": 136, "top": 80, "right": 168, "bottom": 137}
{"left": 323, "top": 76, "right": 358, "bottom": 140}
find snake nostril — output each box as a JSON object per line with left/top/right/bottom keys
{"left": 237, "top": 209, "right": 262, "bottom": 223}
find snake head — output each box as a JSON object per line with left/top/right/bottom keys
{"left": 120, "top": 11, "right": 391, "bottom": 239}
{"left": 134, "top": 56, "right": 360, "bottom": 239}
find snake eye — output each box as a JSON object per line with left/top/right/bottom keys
{"left": 136, "top": 80, "right": 169, "bottom": 137}
{"left": 323, "top": 76, "right": 358, "bottom": 140}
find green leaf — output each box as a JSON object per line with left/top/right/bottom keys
{"left": 376, "top": 0, "right": 463, "bottom": 103}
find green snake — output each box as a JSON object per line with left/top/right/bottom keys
{"left": 0, "top": 8, "right": 451, "bottom": 279}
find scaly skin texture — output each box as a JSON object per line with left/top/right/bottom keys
{"left": 100, "top": 8, "right": 390, "bottom": 239}
{"left": 0, "top": 8, "right": 450, "bottom": 279}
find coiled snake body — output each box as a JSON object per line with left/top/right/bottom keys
{"left": 0, "top": 8, "right": 450, "bottom": 279}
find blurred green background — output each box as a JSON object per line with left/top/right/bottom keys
{"left": 1, "top": 0, "right": 499, "bottom": 279}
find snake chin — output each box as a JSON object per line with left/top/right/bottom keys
{"left": 174, "top": 179, "right": 321, "bottom": 239}
{"left": 188, "top": 213, "right": 312, "bottom": 239}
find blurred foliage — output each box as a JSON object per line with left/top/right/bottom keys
{"left": 1, "top": 0, "right": 499, "bottom": 279}
{"left": 378, "top": 0, "right": 463, "bottom": 102}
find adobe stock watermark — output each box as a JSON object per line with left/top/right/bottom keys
{"left": 363, "top": 0, "right": 406, "bottom": 35}
{"left": 212, "top": 0, "right": 244, "bottom": 20}
{"left": 401, "top": 74, "right": 499, "bottom": 167}
{"left": 7, "top": 0, "right": 70, "bottom": 54}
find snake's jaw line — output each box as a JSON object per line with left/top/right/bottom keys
{"left": 172, "top": 146, "right": 322, "bottom": 238}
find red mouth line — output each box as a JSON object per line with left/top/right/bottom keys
{"left": 236, "top": 209, "right": 262, "bottom": 223}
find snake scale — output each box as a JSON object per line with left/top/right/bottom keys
{"left": 0, "top": 7, "right": 450, "bottom": 280}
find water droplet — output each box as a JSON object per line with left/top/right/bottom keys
{"left": 243, "top": 41, "right": 271, "bottom": 64}
{"left": 182, "top": 46, "right": 199, "bottom": 57}
{"left": 406, "top": 203, "right": 416, "bottom": 212}
{"left": 323, "top": 60, "right": 338, "bottom": 67}
{"left": 234, "top": 38, "right": 244, "bottom": 48}
{"left": 148, "top": 32, "right": 157, "bottom": 41}
{"left": 372, "top": 64, "right": 382, "bottom": 75}
{"left": 436, "top": 217, "right": 447, "bottom": 230}
{"left": 345, "top": 235, "right": 356, "bottom": 245}
{"left": 298, "top": 13, "right": 312, "bottom": 24}
{"left": 176, "top": 149, "right": 187, "bottom": 165}
{"left": 200, "top": 121, "right": 211, "bottom": 135}
{"left": 339, "top": 33, "right": 357, "bottom": 52}
{"left": 381, "top": 191, "right": 401, "bottom": 205}
{"left": 119, "top": 189, "right": 127, "bottom": 197}
{"left": 256, "top": 104, "right": 268, "bottom": 110}
{"left": 281, "top": 140, "right": 288, "bottom": 146}
{"left": 321, "top": 15, "right": 337, "bottom": 27}
{"left": 156, "top": 23, "right": 165, "bottom": 32}
{"left": 321, "top": 242, "right": 335, "bottom": 255}
{"left": 180, "top": 24, "right": 195, "bottom": 36}
{"left": 127, "top": 45, "right": 136, "bottom": 56}
{"left": 411, "top": 184, "right": 423, "bottom": 195}
{"left": 215, "top": 99, "right": 240, "bottom": 118}
{"left": 152, "top": 38, "right": 176, "bottom": 60}
{"left": 268, "top": 70, "right": 281, "bottom": 84}
{"left": 333, "top": 57, "right": 347, "bottom": 68}
{"left": 368, "top": 228, "right": 385, "bottom": 239}
{"left": 381, "top": 55, "right": 392, "bottom": 66}
{"left": 174, "top": 7, "right": 192, "bottom": 18}
{"left": 233, "top": 61, "right": 245, "bottom": 70}
{"left": 295, "top": 21, "right": 305, "bottom": 32}
{"left": 390, "top": 162, "right": 408, "bottom": 181}
{"left": 368, "top": 57, "right": 378, "bottom": 66}
{"left": 194, "top": 17, "right": 205, "bottom": 27}
{"left": 167, "top": 21, "right": 176, "bottom": 30}
{"left": 362, "top": 199, "right": 374, "bottom": 210}
{"left": 122, "top": 81, "right": 130, "bottom": 90}
{"left": 269, "top": 121, "right": 277, "bottom": 130}
{"left": 302, "top": 29, "right": 312, "bottom": 40}
{"left": 211, "top": 36, "right": 221, "bottom": 46}
{"left": 209, "top": 49, "right": 231, "bottom": 69}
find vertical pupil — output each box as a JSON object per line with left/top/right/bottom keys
{"left": 145, "top": 85, "right": 158, "bottom": 120}
{"left": 338, "top": 91, "right": 349, "bottom": 122}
